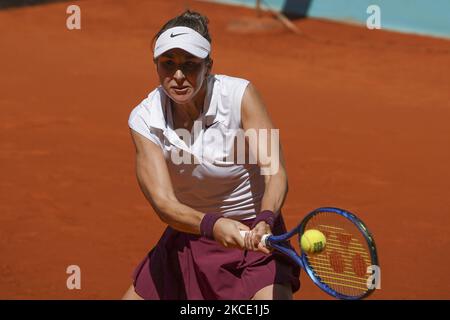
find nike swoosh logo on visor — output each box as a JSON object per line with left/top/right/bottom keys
{"left": 170, "top": 32, "right": 189, "bottom": 38}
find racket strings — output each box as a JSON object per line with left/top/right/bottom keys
{"left": 302, "top": 211, "right": 374, "bottom": 297}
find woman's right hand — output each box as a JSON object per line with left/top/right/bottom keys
{"left": 212, "top": 218, "right": 250, "bottom": 249}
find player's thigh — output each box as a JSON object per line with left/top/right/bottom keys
{"left": 252, "top": 283, "right": 292, "bottom": 300}
{"left": 122, "top": 284, "right": 144, "bottom": 300}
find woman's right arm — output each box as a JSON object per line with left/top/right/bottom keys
{"left": 130, "top": 129, "right": 249, "bottom": 247}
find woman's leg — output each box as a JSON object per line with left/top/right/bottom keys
{"left": 122, "top": 284, "right": 144, "bottom": 300}
{"left": 252, "top": 283, "right": 293, "bottom": 300}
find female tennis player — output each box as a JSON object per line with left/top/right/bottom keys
{"left": 123, "top": 10, "right": 300, "bottom": 300}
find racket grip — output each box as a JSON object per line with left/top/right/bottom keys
{"left": 239, "top": 230, "right": 270, "bottom": 247}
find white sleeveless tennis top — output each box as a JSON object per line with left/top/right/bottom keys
{"left": 128, "top": 74, "right": 264, "bottom": 220}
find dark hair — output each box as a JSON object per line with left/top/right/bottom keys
{"left": 153, "top": 10, "right": 212, "bottom": 63}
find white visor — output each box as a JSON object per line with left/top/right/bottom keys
{"left": 153, "top": 26, "right": 211, "bottom": 59}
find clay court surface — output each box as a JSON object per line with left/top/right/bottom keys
{"left": 1, "top": 0, "right": 450, "bottom": 299}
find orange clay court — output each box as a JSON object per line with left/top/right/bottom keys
{"left": 1, "top": 0, "right": 450, "bottom": 299}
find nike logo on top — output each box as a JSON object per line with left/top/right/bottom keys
{"left": 170, "top": 32, "right": 189, "bottom": 38}
{"left": 205, "top": 121, "right": 219, "bottom": 129}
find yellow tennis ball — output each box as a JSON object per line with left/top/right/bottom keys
{"left": 301, "top": 229, "right": 326, "bottom": 254}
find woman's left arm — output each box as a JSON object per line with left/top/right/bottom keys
{"left": 241, "top": 82, "right": 289, "bottom": 253}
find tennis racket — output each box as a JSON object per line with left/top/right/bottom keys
{"left": 240, "top": 207, "right": 379, "bottom": 300}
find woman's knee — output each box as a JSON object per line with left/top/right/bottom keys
{"left": 122, "top": 284, "right": 144, "bottom": 300}
{"left": 252, "top": 283, "right": 293, "bottom": 300}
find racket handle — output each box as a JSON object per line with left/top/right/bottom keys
{"left": 239, "top": 230, "right": 270, "bottom": 247}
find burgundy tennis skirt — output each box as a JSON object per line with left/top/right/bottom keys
{"left": 131, "top": 215, "right": 300, "bottom": 300}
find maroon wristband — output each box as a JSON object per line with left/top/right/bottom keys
{"left": 200, "top": 213, "right": 222, "bottom": 239}
{"left": 251, "top": 210, "right": 276, "bottom": 229}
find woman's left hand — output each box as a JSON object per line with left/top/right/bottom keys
{"left": 244, "top": 221, "right": 272, "bottom": 254}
